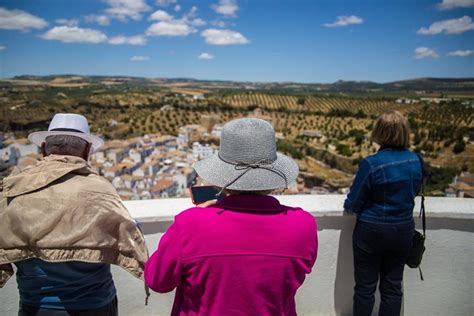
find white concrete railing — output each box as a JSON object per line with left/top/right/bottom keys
{"left": 126, "top": 194, "right": 474, "bottom": 223}
{"left": 2, "top": 195, "right": 473, "bottom": 316}
{"left": 125, "top": 195, "right": 474, "bottom": 316}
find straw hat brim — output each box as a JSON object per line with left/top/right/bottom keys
{"left": 28, "top": 131, "right": 104, "bottom": 152}
{"left": 193, "top": 152, "right": 299, "bottom": 191}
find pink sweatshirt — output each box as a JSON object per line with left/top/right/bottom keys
{"left": 144, "top": 195, "right": 318, "bottom": 316}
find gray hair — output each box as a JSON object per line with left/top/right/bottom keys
{"left": 44, "top": 135, "right": 89, "bottom": 157}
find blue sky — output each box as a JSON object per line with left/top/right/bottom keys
{"left": 0, "top": 0, "right": 473, "bottom": 83}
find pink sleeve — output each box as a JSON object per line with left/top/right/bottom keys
{"left": 312, "top": 218, "right": 318, "bottom": 265}
{"left": 144, "top": 220, "right": 182, "bottom": 293}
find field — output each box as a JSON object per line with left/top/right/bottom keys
{"left": 1, "top": 76, "right": 473, "bottom": 194}
{"left": 215, "top": 93, "right": 420, "bottom": 114}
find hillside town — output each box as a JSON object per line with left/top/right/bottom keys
{"left": 1, "top": 112, "right": 472, "bottom": 200}
{"left": 0, "top": 112, "right": 293, "bottom": 200}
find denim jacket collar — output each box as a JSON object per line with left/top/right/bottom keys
{"left": 378, "top": 146, "right": 406, "bottom": 152}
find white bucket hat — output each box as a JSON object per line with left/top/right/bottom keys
{"left": 28, "top": 113, "right": 104, "bottom": 152}
{"left": 193, "top": 118, "right": 299, "bottom": 191}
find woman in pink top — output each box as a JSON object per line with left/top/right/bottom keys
{"left": 145, "top": 118, "right": 318, "bottom": 316}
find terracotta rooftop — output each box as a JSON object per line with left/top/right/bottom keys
{"left": 151, "top": 178, "right": 174, "bottom": 192}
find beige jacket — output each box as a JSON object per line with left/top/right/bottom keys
{"left": 0, "top": 155, "right": 148, "bottom": 288}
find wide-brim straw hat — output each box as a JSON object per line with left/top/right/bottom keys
{"left": 28, "top": 113, "right": 104, "bottom": 152}
{"left": 194, "top": 118, "right": 299, "bottom": 191}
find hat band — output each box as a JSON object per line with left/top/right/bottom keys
{"left": 218, "top": 152, "right": 276, "bottom": 166}
{"left": 217, "top": 153, "right": 288, "bottom": 193}
{"left": 49, "top": 128, "right": 85, "bottom": 134}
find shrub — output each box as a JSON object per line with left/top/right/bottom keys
{"left": 453, "top": 141, "right": 466, "bottom": 154}
{"left": 354, "top": 110, "right": 367, "bottom": 118}
{"left": 276, "top": 140, "right": 304, "bottom": 160}
{"left": 336, "top": 143, "right": 352, "bottom": 157}
{"left": 424, "top": 164, "right": 459, "bottom": 194}
{"left": 349, "top": 129, "right": 366, "bottom": 146}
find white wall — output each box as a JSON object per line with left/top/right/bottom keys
{"left": 1, "top": 196, "right": 473, "bottom": 316}
{"left": 125, "top": 195, "right": 474, "bottom": 316}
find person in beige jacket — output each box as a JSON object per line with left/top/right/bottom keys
{"left": 0, "top": 113, "right": 148, "bottom": 316}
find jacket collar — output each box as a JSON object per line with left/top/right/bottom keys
{"left": 214, "top": 194, "right": 288, "bottom": 212}
{"left": 3, "top": 154, "right": 96, "bottom": 198}
{"left": 378, "top": 146, "right": 406, "bottom": 152}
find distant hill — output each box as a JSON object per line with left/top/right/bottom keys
{"left": 5, "top": 75, "right": 474, "bottom": 95}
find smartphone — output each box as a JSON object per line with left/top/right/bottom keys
{"left": 190, "top": 186, "right": 222, "bottom": 204}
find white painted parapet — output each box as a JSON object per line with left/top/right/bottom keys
{"left": 125, "top": 195, "right": 474, "bottom": 316}
{"left": 126, "top": 195, "right": 474, "bottom": 222}
{"left": 1, "top": 195, "right": 473, "bottom": 315}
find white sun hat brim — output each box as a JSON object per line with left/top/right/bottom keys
{"left": 28, "top": 131, "right": 104, "bottom": 152}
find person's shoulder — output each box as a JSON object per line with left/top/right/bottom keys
{"left": 406, "top": 150, "right": 421, "bottom": 160}
{"left": 171, "top": 206, "right": 219, "bottom": 232}
{"left": 75, "top": 173, "right": 118, "bottom": 197}
{"left": 282, "top": 205, "right": 317, "bottom": 225}
{"left": 354, "top": 156, "right": 374, "bottom": 172}
{"left": 285, "top": 207, "right": 318, "bottom": 240}
{"left": 363, "top": 153, "right": 379, "bottom": 166}
{"left": 175, "top": 206, "right": 217, "bottom": 221}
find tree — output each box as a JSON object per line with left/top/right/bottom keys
{"left": 354, "top": 110, "right": 367, "bottom": 118}
{"left": 453, "top": 141, "right": 466, "bottom": 154}
{"left": 349, "top": 129, "right": 365, "bottom": 146}
{"left": 414, "top": 131, "right": 421, "bottom": 145}
{"left": 365, "top": 122, "right": 373, "bottom": 132}
{"left": 336, "top": 143, "right": 352, "bottom": 157}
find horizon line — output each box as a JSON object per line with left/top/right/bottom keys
{"left": 2, "top": 73, "right": 474, "bottom": 86}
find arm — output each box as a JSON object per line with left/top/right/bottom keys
{"left": 415, "top": 153, "right": 426, "bottom": 195}
{"left": 344, "top": 159, "right": 372, "bottom": 213}
{"left": 311, "top": 218, "right": 318, "bottom": 267}
{"left": 144, "top": 220, "right": 183, "bottom": 293}
{"left": 0, "top": 264, "right": 14, "bottom": 288}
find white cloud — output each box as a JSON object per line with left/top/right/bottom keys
{"left": 417, "top": 16, "right": 474, "bottom": 35}
{"left": 211, "top": 20, "right": 227, "bottom": 28}
{"left": 0, "top": 46, "right": 5, "bottom": 50}
{"left": 130, "top": 55, "right": 150, "bottom": 61}
{"left": 146, "top": 6, "right": 206, "bottom": 37}
{"left": 156, "top": 0, "right": 177, "bottom": 5}
{"left": 198, "top": 52, "right": 214, "bottom": 60}
{"left": 104, "top": 0, "right": 151, "bottom": 21}
{"left": 212, "top": 0, "right": 239, "bottom": 16}
{"left": 415, "top": 47, "right": 440, "bottom": 59}
{"left": 201, "top": 28, "right": 249, "bottom": 45}
{"left": 109, "top": 35, "right": 147, "bottom": 45}
{"left": 41, "top": 26, "right": 107, "bottom": 44}
{"left": 191, "top": 18, "right": 207, "bottom": 26}
{"left": 149, "top": 10, "right": 174, "bottom": 21}
{"left": 84, "top": 14, "right": 110, "bottom": 26}
{"left": 184, "top": 6, "right": 198, "bottom": 19}
{"left": 174, "top": 5, "right": 181, "bottom": 12}
{"left": 0, "top": 7, "right": 48, "bottom": 31}
{"left": 324, "top": 15, "right": 363, "bottom": 28}
{"left": 146, "top": 20, "right": 197, "bottom": 36}
{"left": 55, "top": 18, "right": 79, "bottom": 27}
{"left": 437, "top": 0, "right": 474, "bottom": 10}
{"left": 448, "top": 49, "right": 474, "bottom": 56}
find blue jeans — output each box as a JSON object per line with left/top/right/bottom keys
{"left": 353, "top": 220, "right": 414, "bottom": 316}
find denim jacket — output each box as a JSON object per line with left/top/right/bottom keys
{"left": 344, "top": 147, "right": 423, "bottom": 224}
